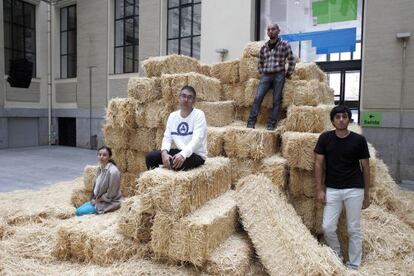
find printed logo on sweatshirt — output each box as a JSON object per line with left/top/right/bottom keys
{"left": 171, "top": 122, "right": 193, "bottom": 136}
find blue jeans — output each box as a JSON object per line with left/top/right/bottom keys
{"left": 248, "top": 72, "right": 286, "bottom": 127}
{"left": 75, "top": 201, "right": 97, "bottom": 216}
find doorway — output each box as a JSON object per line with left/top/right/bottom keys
{"left": 58, "top": 117, "right": 76, "bottom": 147}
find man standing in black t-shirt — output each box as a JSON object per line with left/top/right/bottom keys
{"left": 314, "top": 105, "right": 371, "bottom": 270}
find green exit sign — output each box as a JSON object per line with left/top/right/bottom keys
{"left": 362, "top": 112, "right": 382, "bottom": 127}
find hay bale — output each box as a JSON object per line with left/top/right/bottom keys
{"left": 138, "top": 157, "right": 231, "bottom": 217}
{"left": 53, "top": 212, "right": 147, "bottom": 265}
{"left": 283, "top": 80, "right": 333, "bottom": 108}
{"left": 292, "top": 63, "right": 326, "bottom": 82}
{"left": 243, "top": 78, "right": 273, "bottom": 108}
{"left": 230, "top": 158, "right": 262, "bottom": 185}
{"left": 144, "top": 99, "right": 174, "bottom": 128}
{"left": 127, "top": 77, "right": 161, "bottom": 104}
{"left": 161, "top": 73, "right": 188, "bottom": 103}
{"left": 198, "top": 63, "right": 211, "bottom": 76}
{"left": 205, "top": 233, "right": 253, "bottom": 276}
{"left": 285, "top": 105, "right": 334, "bottom": 133}
{"left": 242, "top": 41, "right": 264, "bottom": 58}
{"left": 118, "top": 196, "right": 154, "bottom": 242}
{"left": 103, "top": 124, "right": 130, "bottom": 150}
{"left": 120, "top": 172, "right": 138, "bottom": 197}
{"left": 260, "top": 154, "right": 288, "bottom": 190}
{"left": 112, "top": 148, "right": 127, "bottom": 172}
{"left": 152, "top": 190, "right": 237, "bottom": 266}
{"left": 0, "top": 218, "right": 8, "bottom": 240}
{"left": 282, "top": 131, "right": 320, "bottom": 171}
{"left": 361, "top": 205, "right": 414, "bottom": 262}
{"left": 195, "top": 101, "right": 235, "bottom": 127}
{"left": 207, "top": 126, "right": 226, "bottom": 157}
{"left": 105, "top": 98, "right": 138, "bottom": 129}
{"left": 289, "top": 168, "right": 315, "bottom": 198}
{"left": 129, "top": 128, "right": 157, "bottom": 152}
{"left": 155, "top": 127, "right": 165, "bottom": 149}
{"left": 125, "top": 150, "right": 146, "bottom": 175}
{"left": 187, "top": 72, "right": 222, "bottom": 102}
{"left": 239, "top": 57, "right": 260, "bottom": 82}
{"left": 292, "top": 196, "right": 315, "bottom": 232}
{"left": 82, "top": 165, "right": 98, "bottom": 192}
{"left": 70, "top": 187, "right": 90, "bottom": 208}
{"left": 236, "top": 174, "right": 345, "bottom": 275}
{"left": 210, "top": 60, "right": 240, "bottom": 84}
{"left": 224, "top": 124, "right": 278, "bottom": 161}
{"left": 142, "top": 54, "right": 200, "bottom": 77}
{"left": 222, "top": 83, "right": 245, "bottom": 104}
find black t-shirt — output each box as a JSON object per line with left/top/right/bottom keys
{"left": 314, "top": 130, "right": 370, "bottom": 189}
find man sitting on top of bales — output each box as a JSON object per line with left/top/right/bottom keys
{"left": 314, "top": 105, "right": 371, "bottom": 270}
{"left": 145, "top": 85, "right": 208, "bottom": 171}
{"left": 247, "top": 23, "right": 296, "bottom": 130}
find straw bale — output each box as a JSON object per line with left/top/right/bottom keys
{"left": 359, "top": 259, "right": 414, "bottom": 276}
{"left": 224, "top": 124, "right": 279, "bottom": 161}
{"left": 142, "top": 54, "right": 200, "bottom": 77}
{"left": 156, "top": 190, "right": 237, "bottom": 266}
{"left": 127, "top": 77, "right": 161, "bottom": 104}
{"left": 118, "top": 196, "right": 154, "bottom": 242}
{"left": 243, "top": 78, "right": 273, "bottom": 108}
{"left": 0, "top": 218, "right": 8, "bottom": 240}
{"left": 205, "top": 233, "right": 253, "bottom": 276}
{"left": 239, "top": 57, "right": 260, "bottom": 82}
{"left": 242, "top": 41, "right": 265, "bottom": 58}
{"left": 144, "top": 99, "right": 174, "bottom": 128}
{"left": 138, "top": 157, "right": 231, "bottom": 217}
{"left": 285, "top": 104, "right": 334, "bottom": 133}
{"left": 126, "top": 150, "right": 146, "bottom": 175}
{"left": 292, "top": 196, "right": 315, "bottom": 231}
{"left": 53, "top": 212, "right": 148, "bottom": 265}
{"left": 112, "top": 148, "right": 127, "bottom": 172}
{"left": 289, "top": 168, "right": 315, "bottom": 198}
{"left": 106, "top": 98, "right": 138, "bottom": 129}
{"left": 103, "top": 124, "right": 130, "bottom": 150}
{"left": 282, "top": 80, "right": 334, "bottom": 108}
{"left": 361, "top": 205, "right": 414, "bottom": 262}
{"left": 234, "top": 106, "right": 273, "bottom": 126}
{"left": 187, "top": 72, "right": 223, "bottom": 102}
{"left": 0, "top": 178, "right": 82, "bottom": 225}
{"left": 210, "top": 60, "right": 240, "bottom": 84}
{"left": 120, "top": 172, "right": 138, "bottom": 197}
{"left": 155, "top": 127, "right": 165, "bottom": 149}
{"left": 292, "top": 62, "right": 326, "bottom": 82}
{"left": 198, "top": 63, "right": 211, "bottom": 76}
{"left": 82, "top": 165, "right": 98, "bottom": 192}
{"left": 207, "top": 126, "right": 226, "bottom": 157}
{"left": 135, "top": 103, "right": 146, "bottom": 127}
{"left": 260, "top": 154, "right": 288, "bottom": 190}
{"left": 70, "top": 187, "right": 90, "bottom": 208}
{"left": 129, "top": 127, "right": 157, "bottom": 152}
{"left": 282, "top": 131, "right": 320, "bottom": 171}
{"left": 314, "top": 204, "right": 324, "bottom": 234}
{"left": 235, "top": 174, "right": 345, "bottom": 275}
{"left": 230, "top": 158, "right": 262, "bottom": 185}
{"left": 161, "top": 73, "right": 188, "bottom": 103}
{"left": 245, "top": 260, "right": 269, "bottom": 276}
{"left": 195, "top": 101, "right": 235, "bottom": 127}
{"left": 222, "top": 83, "right": 245, "bottom": 104}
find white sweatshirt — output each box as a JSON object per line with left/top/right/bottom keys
{"left": 161, "top": 108, "right": 208, "bottom": 160}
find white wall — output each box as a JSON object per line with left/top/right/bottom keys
{"left": 200, "top": 0, "right": 255, "bottom": 64}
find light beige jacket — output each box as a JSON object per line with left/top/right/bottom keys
{"left": 91, "top": 162, "right": 123, "bottom": 214}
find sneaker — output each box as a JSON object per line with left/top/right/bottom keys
{"left": 246, "top": 123, "right": 255, "bottom": 129}
{"left": 266, "top": 125, "right": 275, "bottom": 131}
{"left": 346, "top": 263, "right": 359, "bottom": 270}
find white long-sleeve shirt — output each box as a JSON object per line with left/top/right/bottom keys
{"left": 161, "top": 108, "right": 208, "bottom": 160}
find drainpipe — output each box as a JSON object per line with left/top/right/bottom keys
{"left": 395, "top": 32, "right": 410, "bottom": 182}
{"left": 47, "top": 2, "right": 53, "bottom": 145}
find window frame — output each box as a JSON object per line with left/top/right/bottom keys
{"left": 60, "top": 4, "right": 77, "bottom": 79}
{"left": 167, "top": 0, "right": 201, "bottom": 59}
{"left": 3, "top": 0, "right": 37, "bottom": 77}
{"left": 114, "top": 0, "right": 140, "bottom": 74}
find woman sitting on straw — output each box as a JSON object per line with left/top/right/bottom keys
{"left": 76, "top": 146, "right": 122, "bottom": 216}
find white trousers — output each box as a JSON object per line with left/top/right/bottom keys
{"left": 322, "top": 188, "right": 364, "bottom": 267}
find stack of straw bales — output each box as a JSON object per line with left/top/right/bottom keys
{"left": 54, "top": 48, "right": 413, "bottom": 275}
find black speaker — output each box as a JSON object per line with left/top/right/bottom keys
{"left": 7, "top": 58, "right": 33, "bottom": 88}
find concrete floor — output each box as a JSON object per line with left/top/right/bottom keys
{"left": 0, "top": 146, "right": 96, "bottom": 192}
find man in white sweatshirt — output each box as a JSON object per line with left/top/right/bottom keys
{"left": 145, "top": 85, "right": 208, "bottom": 171}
